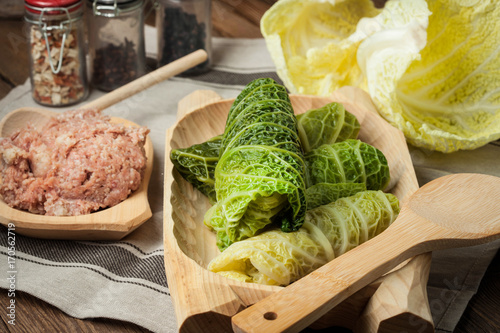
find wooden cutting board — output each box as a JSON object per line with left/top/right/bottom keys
{"left": 163, "top": 88, "right": 434, "bottom": 332}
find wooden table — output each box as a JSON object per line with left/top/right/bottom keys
{"left": 0, "top": 1, "right": 499, "bottom": 332}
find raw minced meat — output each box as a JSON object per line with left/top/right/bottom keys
{"left": 0, "top": 109, "right": 149, "bottom": 216}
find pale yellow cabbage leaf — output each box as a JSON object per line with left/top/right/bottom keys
{"left": 262, "top": 0, "right": 500, "bottom": 152}
{"left": 208, "top": 191, "right": 399, "bottom": 286}
{"left": 261, "top": 0, "right": 381, "bottom": 95}
{"left": 261, "top": 0, "right": 430, "bottom": 95}
{"left": 361, "top": 0, "right": 500, "bottom": 152}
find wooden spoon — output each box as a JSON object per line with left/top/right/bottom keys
{"left": 0, "top": 49, "right": 208, "bottom": 135}
{"left": 0, "top": 50, "right": 207, "bottom": 240}
{"left": 232, "top": 173, "right": 500, "bottom": 333}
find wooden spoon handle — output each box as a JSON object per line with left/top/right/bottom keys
{"left": 82, "top": 49, "right": 208, "bottom": 111}
{"left": 231, "top": 219, "right": 430, "bottom": 333}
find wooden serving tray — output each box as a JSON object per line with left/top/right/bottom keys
{"left": 0, "top": 107, "right": 153, "bottom": 240}
{"left": 163, "top": 88, "right": 434, "bottom": 332}
{"left": 0, "top": 51, "right": 208, "bottom": 240}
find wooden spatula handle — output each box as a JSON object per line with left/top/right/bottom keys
{"left": 83, "top": 49, "right": 208, "bottom": 111}
{"left": 231, "top": 218, "right": 430, "bottom": 333}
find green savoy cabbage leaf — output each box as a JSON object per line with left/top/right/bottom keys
{"left": 307, "top": 190, "right": 399, "bottom": 256}
{"left": 170, "top": 135, "right": 222, "bottom": 204}
{"left": 170, "top": 101, "right": 363, "bottom": 208}
{"left": 305, "top": 182, "right": 366, "bottom": 209}
{"left": 204, "top": 78, "right": 307, "bottom": 251}
{"left": 208, "top": 190, "right": 399, "bottom": 286}
{"left": 305, "top": 139, "right": 390, "bottom": 191}
{"left": 296, "top": 102, "right": 360, "bottom": 153}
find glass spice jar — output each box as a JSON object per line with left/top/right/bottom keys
{"left": 24, "top": 0, "right": 89, "bottom": 106}
{"left": 86, "top": 0, "right": 146, "bottom": 92}
{"left": 156, "top": 0, "right": 212, "bottom": 74}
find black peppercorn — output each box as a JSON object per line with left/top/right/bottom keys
{"left": 92, "top": 38, "right": 141, "bottom": 91}
{"left": 158, "top": 6, "right": 209, "bottom": 74}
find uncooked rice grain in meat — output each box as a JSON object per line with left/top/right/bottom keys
{"left": 0, "top": 109, "right": 149, "bottom": 216}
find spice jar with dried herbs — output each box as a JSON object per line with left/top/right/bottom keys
{"left": 24, "top": 0, "right": 89, "bottom": 106}
{"left": 156, "top": 0, "right": 212, "bottom": 74}
{"left": 86, "top": 0, "right": 146, "bottom": 92}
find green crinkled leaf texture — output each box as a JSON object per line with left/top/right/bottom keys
{"left": 205, "top": 79, "right": 307, "bottom": 251}
{"left": 305, "top": 139, "right": 390, "bottom": 191}
{"left": 305, "top": 182, "right": 366, "bottom": 209}
{"left": 170, "top": 135, "right": 222, "bottom": 204}
{"left": 221, "top": 78, "right": 294, "bottom": 155}
{"left": 307, "top": 190, "right": 399, "bottom": 256}
{"left": 208, "top": 190, "right": 399, "bottom": 285}
{"left": 171, "top": 101, "right": 362, "bottom": 206}
{"left": 296, "top": 102, "right": 360, "bottom": 153}
{"left": 205, "top": 145, "right": 306, "bottom": 250}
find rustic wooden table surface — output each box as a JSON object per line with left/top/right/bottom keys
{"left": 0, "top": 1, "right": 499, "bottom": 332}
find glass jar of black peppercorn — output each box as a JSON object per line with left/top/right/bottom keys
{"left": 86, "top": 0, "right": 146, "bottom": 91}
{"left": 156, "top": 0, "right": 212, "bottom": 74}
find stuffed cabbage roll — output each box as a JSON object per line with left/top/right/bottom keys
{"left": 170, "top": 135, "right": 221, "bottom": 204}
{"left": 296, "top": 102, "right": 360, "bottom": 153}
{"left": 205, "top": 78, "right": 307, "bottom": 251}
{"left": 304, "top": 139, "right": 390, "bottom": 207}
{"left": 208, "top": 190, "right": 400, "bottom": 286}
{"left": 305, "top": 182, "right": 367, "bottom": 209}
{"left": 170, "top": 101, "right": 361, "bottom": 207}
{"left": 222, "top": 78, "right": 292, "bottom": 152}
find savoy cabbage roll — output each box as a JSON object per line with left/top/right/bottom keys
{"left": 170, "top": 135, "right": 222, "bottom": 204}
{"left": 296, "top": 102, "right": 360, "bottom": 153}
{"left": 305, "top": 139, "right": 390, "bottom": 208}
{"left": 305, "top": 182, "right": 367, "bottom": 210}
{"left": 222, "top": 78, "right": 292, "bottom": 150}
{"left": 208, "top": 190, "right": 400, "bottom": 286}
{"left": 204, "top": 78, "right": 307, "bottom": 251}
{"left": 170, "top": 101, "right": 362, "bottom": 207}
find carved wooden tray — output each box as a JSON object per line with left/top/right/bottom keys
{"left": 163, "top": 88, "right": 434, "bottom": 332}
{"left": 0, "top": 108, "right": 153, "bottom": 240}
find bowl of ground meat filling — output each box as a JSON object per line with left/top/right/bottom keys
{"left": 0, "top": 108, "right": 153, "bottom": 240}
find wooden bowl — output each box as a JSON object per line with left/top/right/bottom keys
{"left": 0, "top": 107, "right": 153, "bottom": 240}
{"left": 164, "top": 88, "right": 433, "bottom": 332}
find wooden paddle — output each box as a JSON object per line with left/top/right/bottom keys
{"left": 232, "top": 173, "right": 500, "bottom": 333}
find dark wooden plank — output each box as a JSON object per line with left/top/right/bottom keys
{"left": 212, "top": 0, "right": 265, "bottom": 38}
{"left": 217, "top": 0, "right": 274, "bottom": 26}
{"left": 0, "top": 307, "right": 12, "bottom": 333}
{"left": 454, "top": 250, "right": 500, "bottom": 333}
{"left": 0, "top": 0, "right": 24, "bottom": 18}
{"left": 0, "top": 19, "right": 30, "bottom": 87}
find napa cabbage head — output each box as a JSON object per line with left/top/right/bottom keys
{"left": 260, "top": 0, "right": 430, "bottom": 95}
{"left": 358, "top": 0, "right": 500, "bottom": 152}
{"left": 260, "top": 0, "right": 381, "bottom": 95}
{"left": 262, "top": 0, "right": 500, "bottom": 152}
